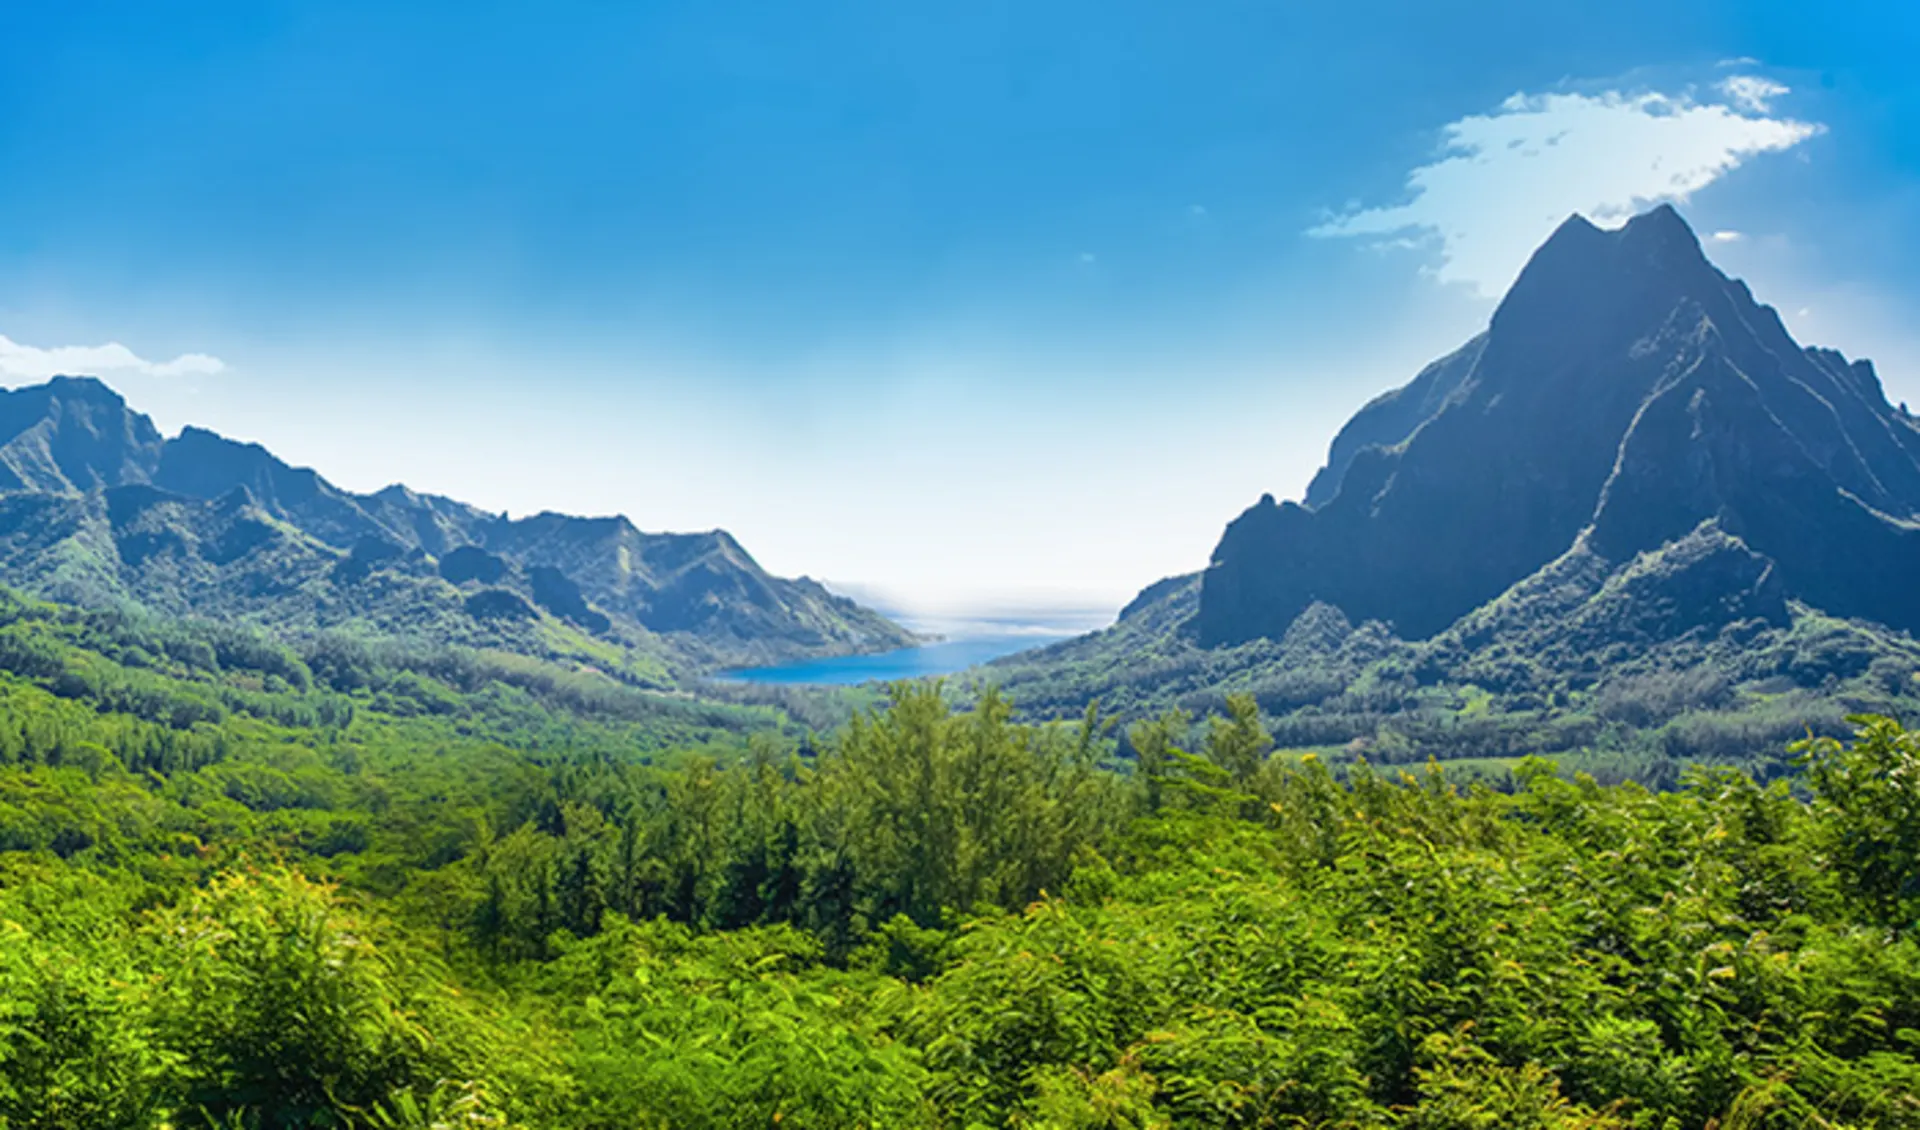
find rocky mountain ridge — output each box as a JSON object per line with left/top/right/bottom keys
{"left": 0, "top": 377, "right": 912, "bottom": 675}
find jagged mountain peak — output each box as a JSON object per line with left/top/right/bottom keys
{"left": 1520, "top": 203, "right": 1702, "bottom": 269}
{"left": 371, "top": 483, "right": 425, "bottom": 505}
{"left": 1195, "top": 203, "right": 1920, "bottom": 647}
{"left": 1488, "top": 202, "right": 1717, "bottom": 347}
{"left": 37, "top": 373, "right": 132, "bottom": 400}
{"left": 0, "top": 373, "right": 165, "bottom": 494}
{"left": 1620, "top": 200, "right": 1699, "bottom": 242}
{"left": 1302, "top": 211, "right": 1739, "bottom": 516}
{"left": 163, "top": 425, "right": 320, "bottom": 478}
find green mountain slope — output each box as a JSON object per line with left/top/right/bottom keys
{"left": 989, "top": 530, "right": 1920, "bottom": 778}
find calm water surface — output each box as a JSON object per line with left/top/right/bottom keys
{"left": 715, "top": 633, "right": 1063, "bottom": 686}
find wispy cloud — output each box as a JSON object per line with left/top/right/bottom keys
{"left": 1719, "top": 75, "right": 1788, "bottom": 113}
{"left": 1709, "top": 230, "right": 1745, "bottom": 243}
{"left": 1309, "top": 79, "right": 1821, "bottom": 296}
{"left": 0, "top": 335, "right": 225, "bottom": 382}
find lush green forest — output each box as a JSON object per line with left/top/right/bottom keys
{"left": 1, "top": 586, "right": 1918, "bottom": 1127}
{"left": 983, "top": 575, "right": 1920, "bottom": 787}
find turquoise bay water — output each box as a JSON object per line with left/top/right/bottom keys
{"left": 715, "top": 633, "right": 1059, "bottom": 686}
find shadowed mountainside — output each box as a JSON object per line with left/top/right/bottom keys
{"left": 1200, "top": 205, "right": 1920, "bottom": 645}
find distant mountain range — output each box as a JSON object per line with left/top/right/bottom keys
{"left": 989, "top": 206, "right": 1920, "bottom": 773}
{"left": 0, "top": 377, "right": 914, "bottom": 681}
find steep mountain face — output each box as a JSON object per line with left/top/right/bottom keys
{"left": 1198, "top": 205, "right": 1920, "bottom": 646}
{"left": 477, "top": 515, "right": 900, "bottom": 653}
{"left": 0, "top": 377, "right": 164, "bottom": 493}
{"left": 151, "top": 426, "right": 449, "bottom": 552}
{"left": 1301, "top": 334, "right": 1486, "bottom": 510}
{"left": 0, "top": 379, "right": 913, "bottom": 669}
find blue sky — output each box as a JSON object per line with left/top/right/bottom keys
{"left": 1, "top": 1, "right": 1916, "bottom": 614}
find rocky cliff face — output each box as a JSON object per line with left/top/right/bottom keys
{"left": 0, "top": 376, "right": 165, "bottom": 493}
{"left": 1197, "top": 204, "right": 1920, "bottom": 645}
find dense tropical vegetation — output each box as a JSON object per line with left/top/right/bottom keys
{"left": 985, "top": 578, "right": 1920, "bottom": 786}
{"left": 0, "top": 584, "right": 1916, "bottom": 1127}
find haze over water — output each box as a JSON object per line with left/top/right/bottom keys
{"left": 715, "top": 598, "right": 1113, "bottom": 685}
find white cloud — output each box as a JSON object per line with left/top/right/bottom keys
{"left": 1309, "top": 82, "right": 1821, "bottom": 296}
{"left": 0, "top": 335, "right": 225, "bottom": 382}
{"left": 1720, "top": 75, "right": 1789, "bottom": 113}
{"left": 1709, "top": 230, "right": 1745, "bottom": 242}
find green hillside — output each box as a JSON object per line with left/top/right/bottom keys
{"left": 981, "top": 541, "right": 1920, "bottom": 782}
